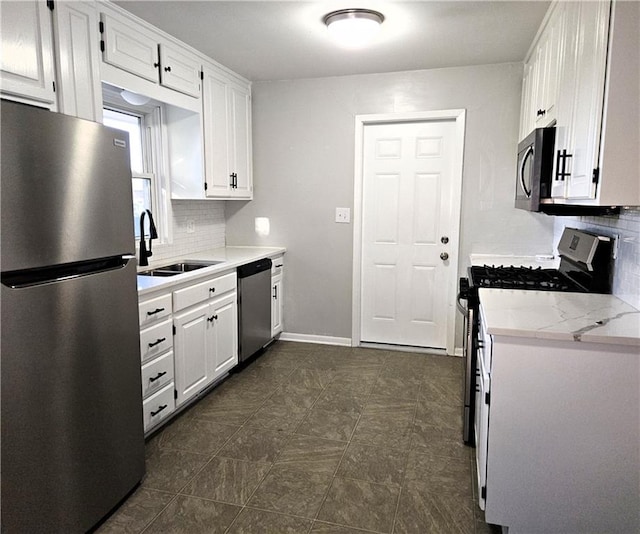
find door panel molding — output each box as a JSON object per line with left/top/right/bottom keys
{"left": 352, "top": 110, "right": 466, "bottom": 355}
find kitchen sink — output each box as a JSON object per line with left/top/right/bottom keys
{"left": 139, "top": 260, "right": 224, "bottom": 277}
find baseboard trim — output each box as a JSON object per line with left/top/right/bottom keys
{"left": 454, "top": 347, "right": 463, "bottom": 357}
{"left": 279, "top": 332, "right": 352, "bottom": 347}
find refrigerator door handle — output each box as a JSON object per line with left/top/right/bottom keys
{"left": 1, "top": 256, "right": 132, "bottom": 289}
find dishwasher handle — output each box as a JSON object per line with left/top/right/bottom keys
{"left": 237, "top": 258, "right": 273, "bottom": 278}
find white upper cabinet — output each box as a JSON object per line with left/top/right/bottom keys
{"left": 202, "top": 63, "right": 253, "bottom": 200}
{"left": 0, "top": 0, "right": 57, "bottom": 109}
{"left": 53, "top": 1, "right": 102, "bottom": 121}
{"left": 525, "top": 0, "right": 640, "bottom": 207}
{"left": 100, "top": 11, "right": 201, "bottom": 98}
{"left": 158, "top": 43, "right": 201, "bottom": 98}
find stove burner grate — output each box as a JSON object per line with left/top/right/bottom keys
{"left": 470, "top": 265, "right": 581, "bottom": 292}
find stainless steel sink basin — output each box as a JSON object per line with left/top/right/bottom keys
{"left": 139, "top": 260, "right": 224, "bottom": 277}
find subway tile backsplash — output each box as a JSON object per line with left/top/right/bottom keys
{"left": 553, "top": 208, "right": 640, "bottom": 309}
{"left": 139, "top": 200, "right": 226, "bottom": 265}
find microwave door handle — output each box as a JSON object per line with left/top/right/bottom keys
{"left": 519, "top": 145, "right": 534, "bottom": 198}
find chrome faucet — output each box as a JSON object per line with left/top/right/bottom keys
{"left": 139, "top": 210, "right": 158, "bottom": 267}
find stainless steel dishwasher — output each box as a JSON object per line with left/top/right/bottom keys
{"left": 237, "top": 258, "right": 273, "bottom": 363}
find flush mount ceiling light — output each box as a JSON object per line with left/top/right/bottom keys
{"left": 120, "top": 89, "right": 150, "bottom": 106}
{"left": 323, "top": 8, "right": 385, "bottom": 49}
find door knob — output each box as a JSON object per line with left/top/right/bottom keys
{"left": 441, "top": 236, "right": 449, "bottom": 244}
{"left": 440, "top": 252, "right": 449, "bottom": 261}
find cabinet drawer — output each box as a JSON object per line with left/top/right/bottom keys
{"left": 173, "top": 272, "right": 236, "bottom": 311}
{"left": 139, "top": 293, "right": 172, "bottom": 326}
{"left": 141, "top": 351, "right": 174, "bottom": 398}
{"left": 143, "top": 382, "right": 175, "bottom": 432}
{"left": 271, "top": 255, "right": 284, "bottom": 276}
{"left": 140, "top": 318, "right": 173, "bottom": 363}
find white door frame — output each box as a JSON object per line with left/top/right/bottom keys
{"left": 352, "top": 110, "right": 466, "bottom": 355}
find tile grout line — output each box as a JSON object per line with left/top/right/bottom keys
{"left": 309, "top": 351, "right": 390, "bottom": 530}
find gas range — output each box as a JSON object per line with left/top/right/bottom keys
{"left": 458, "top": 228, "right": 615, "bottom": 446}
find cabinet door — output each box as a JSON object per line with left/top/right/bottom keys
{"left": 229, "top": 83, "right": 253, "bottom": 198}
{"left": 210, "top": 294, "right": 238, "bottom": 379}
{"left": 519, "top": 59, "right": 535, "bottom": 141}
{"left": 174, "top": 303, "right": 210, "bottom": 406}
{"left": 159, "top": 42, "right": 201, "bottom": 98}
{"left": 0, "top": 0, "right": 56, "bottom": 107}
{"left": 53, "top": 1, "right": 102, "bottom": 121}
{"left": 565, "top": 0, "right": 610, "bottom": 199}
{"left": 271, "top": 274, "right": 283, "bottom": 337}
{"left": 202, "top": 67, "right": 232, "bottom": 197}
{"left": 551, "top": 1, "right": 579, "bottom": 199}
{"left": 101, "top": 13, "right": 159, "bottom": 83}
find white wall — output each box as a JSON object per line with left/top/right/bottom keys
{"left": 226, "top": 63, "right": 556, "bottom": 346}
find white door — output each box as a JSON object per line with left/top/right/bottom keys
{"left": 360, "top": 120, "right": 458, "bottom": 349}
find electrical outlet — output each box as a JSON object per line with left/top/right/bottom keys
{"left": 335, "top": 207, "right": 351, "bottom": 223}
{"left": 186, "top": 219, "right": 195, "bottom": 233}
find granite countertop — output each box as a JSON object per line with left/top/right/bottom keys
{"left": 479, "top": 288, "right": 640, "bottom": 346}
{"left": 137, "top": 246, "right": 286, "bottom": 296}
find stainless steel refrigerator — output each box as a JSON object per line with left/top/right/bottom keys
{"left": 1, "top": 100, "right": 145, "bottom": 532}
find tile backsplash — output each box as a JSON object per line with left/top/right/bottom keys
{"left": 553, "top": 208, "right": 640, "bottom": 309}
{"left": 139, "top": 200, "right": 226, "bottom": 265}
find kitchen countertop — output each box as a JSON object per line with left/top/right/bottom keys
{"left": 479, "top": 288, "right": 640, "bottom": 346}
{"left": 137, "top": 246, "right": 286, "bottom": 296}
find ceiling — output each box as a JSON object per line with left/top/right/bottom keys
{"left": 114, "top": 1, "right": 550, "bottom": 82}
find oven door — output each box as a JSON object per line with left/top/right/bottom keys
{"left": 458, "top": 277, "right": 476, "bottom": 446}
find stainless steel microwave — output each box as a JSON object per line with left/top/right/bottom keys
{"left": 515, "top": 127, "right": 555, "bottom": 211}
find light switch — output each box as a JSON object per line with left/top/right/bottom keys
{"left": 335, "top": 207, "right": 351, "bottom": 223}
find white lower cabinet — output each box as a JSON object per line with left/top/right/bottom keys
{"left": 173, "top": 272, "right": 238, "bottom": 407}
{"left": 138, "top": 290, "right": 176, "bottom": 433}
{"left": 271, "top": 255, "right": 284, "bottom": 337}
{"left": 478, "top": 304, "right": 640, "bottom": 533}
{"left": 142, "top": 382, "right": 175, "bottom": 431}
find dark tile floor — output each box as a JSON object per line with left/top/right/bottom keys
{"left": 98, "top": 341, "right": 499, "bottom": 534}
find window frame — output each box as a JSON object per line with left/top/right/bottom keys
{"left": 101, "top": 89, "right": 170, "bottom": 244}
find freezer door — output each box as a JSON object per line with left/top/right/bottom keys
{"left": 1, "top": 259, "right": 145, "bottom": 532}
{"left": 1, "top": 100, "right": 135, "bottom": 272}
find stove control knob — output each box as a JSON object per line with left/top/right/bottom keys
{"left": 441, "top": 236, "right": 449, "bottom": 244}
{"left": 440, "top": 252, "right": 449, "bottom": 261}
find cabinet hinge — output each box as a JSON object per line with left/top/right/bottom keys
{"left": 485, "top": 392, "right": 490, "bottom": 405}
{"left": 592, "top": 168, "right": 600, "bottom": 184}
{"left": 46, "top": 0, "right": 54, "bottom": 11}
{"left": 174, "top": 389, "right": 178, "bottom": 400}
{"left": 99, "top": 21, "right": 104, "bottom": 34}
{"left": 481, "top": 486, "right": 487, "bottom": 499}
{"left": 100, "top": 40, "right": 105, "bottom": 53}
{"left": 173, "top": 325, "right": 176, "bottom": 335}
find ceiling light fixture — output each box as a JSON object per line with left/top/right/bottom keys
{"left": 323, "top": 8, "right": 385, "bottom": 49}
{"left": 120, "top": 89, "right": 150, "bottom": 106}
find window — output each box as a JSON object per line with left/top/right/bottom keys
{"left": 103, "top": 107, "right": 158, "bottom": 240}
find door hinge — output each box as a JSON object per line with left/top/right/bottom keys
{"left": 52, "top": 81, "right": 56, "bottom": 92}
{"left": 100, "top": 40, "right": 105, "bottom": 53}
{"left": 485, "top": 391, "right": 490, "bottom": 405}
{"left": 174, "top": 389, "right": 178, "bottom": 400}
{"left": 172, "top": 325, "right": 176, "bottom": 335}
{"left": 204, "top": 182, "right": 208, "bottom": 191}
{"left": 46, "top": 0, "right": 54, "bottom": 11}
{"left": 592, "top": 167, "right": 600, "bottom": 184}
{"left": 200, "top": 70, "right": 204, "bottom": 80}
{"left": 481, "top": 486, "right": 487, "bottom": 499}
{"left": 99, "top": 21, "right": 104, "bottom": 34}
